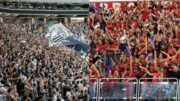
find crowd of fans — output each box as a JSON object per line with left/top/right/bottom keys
{"left": 0, "top": 2, "right": 87, "bottom": 10}
{"left": 89, "top": 0, "right": 180, "bottom": 79}
{"left": 0, "top": 19, "right": 88, "bottom": 101}
{"left": 65, "top": 22, "right": 88, "bottom": 43}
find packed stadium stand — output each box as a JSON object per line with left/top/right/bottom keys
{"left": 89, "top": 0, "right": 179, "bottom": 100}
{"left": 0, "top": 0, "right": 88, "bottom": 10}
{"left": 0, "top": 0, "right": 89, "bottom": 101}
{"left": 0, "top": 0, "right": 88, "bottom": 15}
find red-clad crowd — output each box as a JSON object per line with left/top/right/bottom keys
{"left": 89, "top": 0, "right": 180, "bottom": 79}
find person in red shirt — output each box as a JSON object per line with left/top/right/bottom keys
{"left": 140, "top": 66, "right": 164, "bottom": 81}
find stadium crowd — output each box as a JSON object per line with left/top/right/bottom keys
{"left": 0, "top": 20, "right": 88, "bottom": 101}
{"left": 89, "top": 0, "right": 180, "bottom": 79}
{"left": 0, "top": 2, "right": 87, "bottom": 10}
{"left": 65, "top": 22, "right": 88, "bottom": 43}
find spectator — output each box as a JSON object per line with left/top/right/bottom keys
{"left": 65, "top": 22, "right": 88, "bottom": 43}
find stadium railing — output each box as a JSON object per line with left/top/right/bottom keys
{"left": 139, "top": 78, "right": 178, "bottom": 101}
{"left": 179, "top": 79, "right": 180, "bottom": 101}
{"left": 99, "top": 78, "right": 138, "bottom": 101}
{"left": 88, "top": 78, "right": 179, "bottom": 101}
{"left": 88, "top": 78, "right": 99, "bottom": 101}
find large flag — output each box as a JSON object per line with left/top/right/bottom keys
{"left": 104, "top": 54, "right": 113, "bottom": 77}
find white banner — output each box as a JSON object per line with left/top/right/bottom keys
{"left": 46, "top": 23, "right": 73, "bottom": 46}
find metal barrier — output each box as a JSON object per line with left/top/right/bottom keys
{"left": 88, "top": 78, "right": 179, "bottom": 101}
{"left": 88, "top": 78, "right": 98, "bottom": 101}
{"left": 99, "top": 78, "right": 138, "bottom": 101}
{"left": 178, "top": 79, "right": 180, "bottom": 101}
{"left": 139, "top": 78, "right": 178, "bottom": 101}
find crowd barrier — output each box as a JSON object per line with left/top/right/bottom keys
{"left": 88, "top": 78, "right": 99, "bottom": 101}
{"left": 88, "top": 78, "right": 179, "bottom": 101}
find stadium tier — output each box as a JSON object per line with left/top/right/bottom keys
{"left": 4, "top": 0, "right": 88, "bottom": 4}
{"left": 89, "top": 0, "right": 179, "bottom": 79}
{"left": 0, "top": 0, "right": 88, "bottom": 15}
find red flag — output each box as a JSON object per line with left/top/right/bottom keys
{"left": 96, "top": 2, "right": 100, "bottom": 7}
{"left": 108, "top": 3, "right": 113, "bottom": 9}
